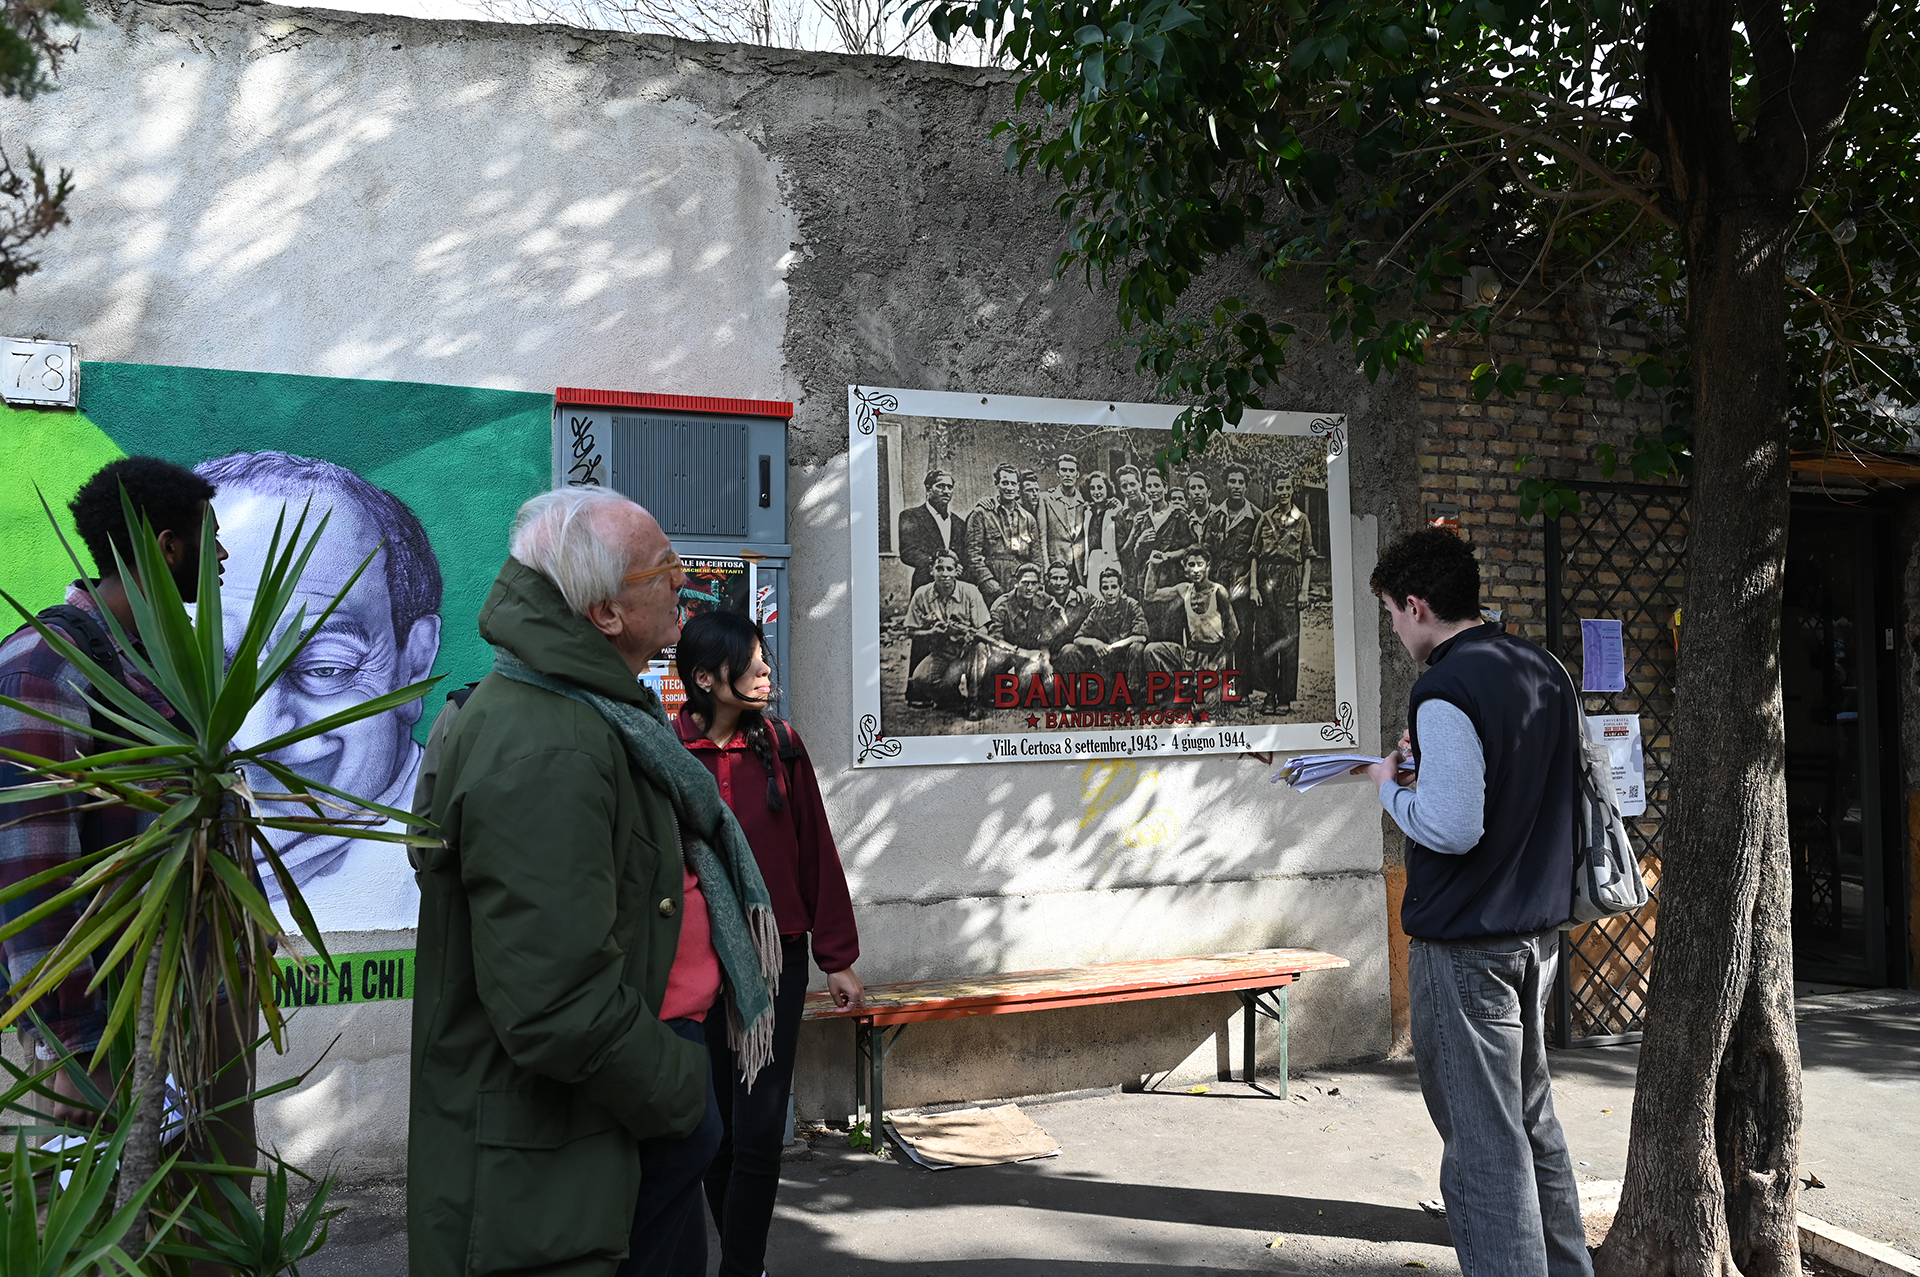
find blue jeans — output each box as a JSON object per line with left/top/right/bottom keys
{"left": 617, "top": 1018, "right": 723, "bottom": 1277}
{"left": 1409, "top": 932, "right": 1591, "bottom": 1277}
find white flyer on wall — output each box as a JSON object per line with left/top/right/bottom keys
{"left": 1586, "top": 714, "right": 1646, "bottom": 816}
{"left": 1579, "top": 617, "right": 1627, "bottom": 692}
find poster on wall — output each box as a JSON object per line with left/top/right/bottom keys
{"left": 0, "top": 362, "right": 552, "bottom": 934}
{"left": 679, "top": 556, "right": 752, "bottom": 626}
{"left": 847, "top": 386, "right": 1358, "bottom": 767}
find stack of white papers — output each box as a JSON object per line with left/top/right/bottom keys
{"left": 1273, "top": 754, "right": 1412, "bottom": 791}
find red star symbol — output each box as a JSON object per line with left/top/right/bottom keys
{"left": 1025, "top": 715, "right": 1041, "bottom": 728}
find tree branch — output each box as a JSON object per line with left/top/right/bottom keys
{"left": 1738, "top": 0, "right": 1797, "bottom": 109}
{"left": 1427, "top": 93, "right": 1671, "bottom": 224}
{"left": 1785, "top": 0, "right": 1881, "bottom": 168}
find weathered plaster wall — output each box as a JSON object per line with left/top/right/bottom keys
{"left": 3, "top": 3, "right": 801, "bottom": 397}
{"left": 0, "top": 0, "right": 1412, "bottom": 1179}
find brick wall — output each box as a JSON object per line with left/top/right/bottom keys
{"left": 1380, "top": 291, "right": 1681, "bottom": 1050}
{"left": 1414, "top": 292, "right": 1672, "bottom": 641}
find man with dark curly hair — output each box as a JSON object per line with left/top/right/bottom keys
{"left": 1362, "top": 528, "right": 1590, "bottom": 1277}
{"left": 0, "top": 456, "right": 227, "bottom": 1115}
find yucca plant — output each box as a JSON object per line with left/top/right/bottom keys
{"left": 0, "top": 487, "right": 440, "bottom": 1252}
{"left": 0, "top": 1021, "right": 184, "bottom": 1277}
{"left": 0, "top": 1123, "right": 179, "bottom": 1277}
{"left": 0, "top": 1012, "right": 335, "bottom": 1277}
{"left": 151, "top": 1158, "right": 338, "bottom": 1277}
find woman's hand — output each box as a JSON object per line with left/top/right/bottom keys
{"left": 826, "top": 968, "right": 865, "bottom": 1010}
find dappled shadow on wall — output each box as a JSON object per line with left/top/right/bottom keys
{"left": 0, "top": 14, "right": 797, "bottom": 392}
{"left": 821, "top": 747, "right": 1380, "bottom": 990}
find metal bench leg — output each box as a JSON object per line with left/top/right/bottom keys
{"left": 872, "top": 1024, "right": 906, "bottom": 1147}
{"left": 856, "top": 1021, "right": 883, "bottom": 1129}
{"left": 1275, "top": 984, "right": 1289, "bottom": 1096}
{"left": 1242, "top": 989, "right": 1256, "bottom": 1087}
{"left": 1236, "top": 985, "right": 1291, "bottom": 1098}
{"left": 853, "top": 1018, "right": 872, "bottom": 1133}
{"left": 870, "top": 1021, "right": 884, "bottom": 1139}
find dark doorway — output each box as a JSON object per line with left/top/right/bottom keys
{"left": 1782, "top": 506, "right": 1901, "bottom": 986}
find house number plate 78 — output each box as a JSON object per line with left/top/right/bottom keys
{"left": 3, "top": 339, "right": 79, "bottom": 408}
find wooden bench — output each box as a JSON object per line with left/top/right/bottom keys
{"left": 802, "top": 946, "right": 1349, "bottom": 1129}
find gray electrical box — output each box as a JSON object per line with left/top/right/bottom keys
{"left": 552, "top": 389, "right": 793, "bottom": 714}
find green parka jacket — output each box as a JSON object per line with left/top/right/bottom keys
{"left": 408, "top": 558, "right": 707, "bottom": 1277}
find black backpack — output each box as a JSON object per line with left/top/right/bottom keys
{"left": 22, "top": 605, "right": 136, "bottom": 861}
{"left": 33, "top": 604, "right": 132, "bottom": 736}
{"left": 766, "top": 717, "right": 803, "bottom": 766}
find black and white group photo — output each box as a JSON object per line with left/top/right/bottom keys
{"left": 871, "top": 414, "right": 1339, "bottom": 740}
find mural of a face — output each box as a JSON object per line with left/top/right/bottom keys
{"left": 200, "top": 453, "right": 442, "bottom": 928}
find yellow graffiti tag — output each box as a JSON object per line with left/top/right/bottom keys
{"left": 1079, "top": 759, "right": 1180, "bottom": 867}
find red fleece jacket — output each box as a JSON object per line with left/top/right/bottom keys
{"left": 675, "top": 706, "right": 860, "bottom": 974}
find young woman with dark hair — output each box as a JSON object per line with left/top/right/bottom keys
{"left": 674, "top": 611, "right": 862, "bottom": 1277}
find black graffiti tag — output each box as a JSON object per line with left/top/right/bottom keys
{"left": 568, "top": 415, "right": 603, "bottom": 486}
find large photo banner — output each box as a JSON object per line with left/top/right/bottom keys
{"left": 848, "top": 387, "right": 1358, "bottom": 767}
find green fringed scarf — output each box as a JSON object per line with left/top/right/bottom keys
{"left": 491, "top": 648, "right": 782, "bottom": 1086}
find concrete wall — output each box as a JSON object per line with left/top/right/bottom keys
{"left": 0, "top": 0, "right": 1412, "bottom": 1179}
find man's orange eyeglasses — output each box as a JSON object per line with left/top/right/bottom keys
{"left": 622, "top": 552, "right": 687, "bottom": 587}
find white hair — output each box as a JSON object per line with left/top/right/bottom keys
{"left": 509, "top": 488, "right": 644, "bottom": 616}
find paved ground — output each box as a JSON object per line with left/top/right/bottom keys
{"left": 303, "top": 992, "right": 1918, "bottom": 1276}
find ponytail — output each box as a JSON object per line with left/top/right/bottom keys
{"left": 740, "top": 713, "right": 786, "bottom": 812}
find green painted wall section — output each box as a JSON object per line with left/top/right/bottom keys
{"left": 5, "top": 362, "right": 552, "bottom": 736}
{"left": 0, "top": 406, "right": 128, "bottom": 615}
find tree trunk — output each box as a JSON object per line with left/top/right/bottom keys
{"left": 1593, "top": 0, "right": 1883, "bottom": 1270}
{"left": 115, "top": 946, "right": 166, "bottom": 1252}
{"left": 1593, "top": 116, "right": 1802, "bottom": 1277}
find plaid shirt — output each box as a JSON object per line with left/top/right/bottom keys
{"left": 0, "top": 584, "right": 176, "bottom": 1055}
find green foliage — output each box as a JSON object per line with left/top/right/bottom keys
{"left": 0, "top": 0, "right": 84, "bottom": 101}
{"left": 0, "top": 1122, "right": 176, "bottom": 1277}
{"left": 0, "top": 492, "right": 437, "bottom": 1149}
{"left": 154, "top": 1159, "right": 339, "bottom": 1277}
{"left": 0, "top": 0, "right": 84, "bottom": 290}
{"left": 916, "top": 0, "right": 1919, "bottom": 495}
{"left": 0, "top": 1016, "right": 339, "bottom": 1277}
{"left": 0, "top": 492, "right": 434, "bottom": 1269}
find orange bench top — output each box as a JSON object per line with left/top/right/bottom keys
{"left": 801, "top": 946, "right": 1348, "bottom": 1027}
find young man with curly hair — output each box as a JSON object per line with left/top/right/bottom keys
{"left": 0, "top": 457, "right": 229, "bottom": 1117}
{"left": 1363, "top": 528, "right": 1591, "bottom": 1277}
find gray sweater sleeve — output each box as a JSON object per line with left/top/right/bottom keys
{"left": 1379, "top": 699, "right": 1485, "bottom": 855}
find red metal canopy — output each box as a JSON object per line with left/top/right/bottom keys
{"left": 554, "top": 387, "right": 794, "bottom": 419}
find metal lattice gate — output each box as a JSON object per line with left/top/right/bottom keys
{"left": 1544, "top": 483, "right": 1689, "bottom": 1046}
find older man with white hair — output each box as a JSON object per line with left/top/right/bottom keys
{"left": 409, "top": 488, "right": 781, "bottom": 1277}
